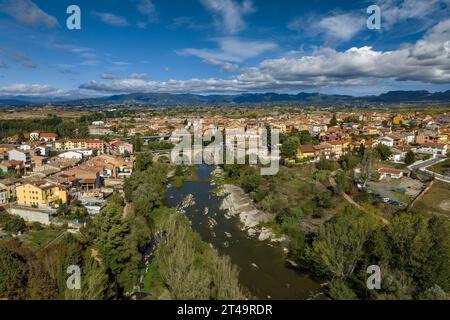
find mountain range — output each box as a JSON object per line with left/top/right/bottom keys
{"left": 1, "top": 90, "right": 450, "bottom": 107}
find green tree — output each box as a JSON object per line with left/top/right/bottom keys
{"left": 375, "top": 144, "right": 392, "bottom": 161}
{"left": 281, "top": 136, "right": 300, "bottom": 159}
{"left": 404, "top": 151, "right": 416, "bottom": 165}
{"left": 329, "top": 114, "right": 338, "bottom": 126}
{"left": 134, "top": 152, "right": 153, "bottom": 172}
{"left": 306, "top": 207, "right": 376, "bottom": 279}
{"left": 329, "top": 279, "right": 357, "bottom": 300}
{"left": 0, "top": 244, "right": 27, "bottom": 299}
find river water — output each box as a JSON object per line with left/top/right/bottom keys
{"left": 166, "top": 165, "right": 323, "bottom": 300}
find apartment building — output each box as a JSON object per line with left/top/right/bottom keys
{"left": 16, "top": 181, "right": 68, "bottom": 207}
{"left": 54, "top": 139, "right": 105, "bottom": 154}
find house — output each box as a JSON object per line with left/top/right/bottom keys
{"left": 415, "top": 133, "right": 440, "bottom": 145}
{"left": 54, "top": 139, "right": 105, "bottom": 154}
{"left": 24, "top": 131, "right": 58, "bottom": 142}
{"left": 63, "top": 167, "right": 103, "bottom": 191}
{"left": 0, "top": 187, "right": 7, "bottom": 204}
{"left": 8, "top": 149, "right": 31, "bottom": 168}
{"left": 378, "top": 136, "right": 395, "bottom": 148}
{"left": 416, "top": 143, "right": 448, "bottom": 156}
{"left": 297, "top": 145, "right": 318, "bottom": 161}
{"left": 35, "top": 145, "right": 49, "bottom": 157}
{"left": 31, "top": 155, "right": 47, "bottom": 168}
{"left": 388, "top": 148, "right": 406, "bottom": 162}
{"left": 378, "top": 167, "right": 404, "bottom": 180}
{"left": 297, "top": 144, "right": 332, "bottom": 162}
{"left": 326, "top": 140, "right": 349, "bottom": 158}
{"left": 0, "top": 160, "right": 25, "bottom": 175}
{"left": 109, "top": 140, "right": 134, "bottom": 155}
{"left": 16, "top": 181, "right": 68, "bottom": 208}
{"left": 0, "top": 178, "right": 19, "bottom": 201}
{"left": 58, "top": 151, "right": 84, "bottom": 160}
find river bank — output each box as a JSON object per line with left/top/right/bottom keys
{"left": 166, "top": 165, "right": 324, "bottom": 300}
{"left": 213, "top": 168, "right": 288, "bottom": 244}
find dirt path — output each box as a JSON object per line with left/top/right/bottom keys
{"left": 329, "top": 176, "right": 389, "bottom": 225}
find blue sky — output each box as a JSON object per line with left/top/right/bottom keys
{"left": 0, "top": 0, "right": 450, "bottom": 98}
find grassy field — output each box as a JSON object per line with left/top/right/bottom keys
{"left": 411, "top": 181, "right": 450, "bottom": 218}
{"left": 0, "top": 107, "right": 91, "bottom": 120}
{"left": 428, "top": 159, "right": 450, "bottom": 176}
{"left": 20, "top": 228, "right": 65, "bottom": 252}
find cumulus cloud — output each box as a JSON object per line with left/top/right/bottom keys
{"left": 178, "top": 37, "right": 278, "bottom": 63}
{"left": 79, "top": 19, "right": 450, "bottom": 94}
{"left": 0, "top": 0, "right": 59, "bottom": 28}
{"left": 204, "top": 58, "right": 239, "bottom": 72}
{"left": 0, "top": 83, "right": 63, "bottom": 96}
{"left": 316, "top": 13, "right": 366, "bottom": 41}
{"left": 92, "top": 11, "right": 129, "bottom": 27}
{"left": 200, "top": 0, "right": 255, "bottom": 34}
{"left": 378, "top": 0, "right": 446, "bottom": 29}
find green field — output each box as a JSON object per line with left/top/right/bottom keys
{"left": 412, "top": 181, "right": 450, "bottom": 218}
{"left": 428, "top": 159, "right": 450, "bottom": 176}
{"left": 20, "top": 228, "right": 65, "bottom": 252}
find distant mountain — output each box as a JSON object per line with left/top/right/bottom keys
{"left": 0, "top": 98, "right": 30, "bottom": 106}
{"left": 1, "top": 90, "right": 450, "bottom": 107}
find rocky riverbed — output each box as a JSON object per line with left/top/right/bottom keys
{"left": 219, "top": 184, "right": 287, "bottom": 244}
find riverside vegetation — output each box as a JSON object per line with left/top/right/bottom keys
{"left": 0, "top": 152, "right": 246, "bottom": 300}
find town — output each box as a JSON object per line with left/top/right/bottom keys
{"left": 0, "top": 105, "right": 449, "bottom": 300}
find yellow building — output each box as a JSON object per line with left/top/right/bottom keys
{"left": 393, "top": 116, "right": 404, "bottom": 125}
{"left": 16, "top": 181, "right": 68, "bottom": 207}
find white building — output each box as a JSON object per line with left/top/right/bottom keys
{"left": 416, "top": 143, "right": 448, "bottom": 156}
{"left": 58, "top": 151, "right": 83, "bottom": 160}
{"left": 8, "top": 149, "right": 31, "bottom": 168}
{"left": 378, "top": 136, "right": 395, "bottom": 148}
{"left": 378, "top": 167, "right": 404, "bottom": 180}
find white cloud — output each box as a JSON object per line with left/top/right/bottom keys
{"left": 129, "top": 73, "right": 148, "bottom": 79}
{"left": 204, "top": 58, "right": 239, "bottom": 72}
{"left": 0, "top": 83, "right": 63, "bottom": 96}
{"left": 92, "top": 11, "right": 129, "bottom": 27}
{"left": 79, "top": 19, "right": 450, "bottom": 94}
{"left": 178, "top": 37, "right": 277, "bottom": 63}
{"left": 377, "top": 0, "right": 446, "bottom": 29}
{"left": 0, "top": 0, "right": 59, "bottom": 28}
{"left": 316, "top": 13, "right": 366, "bottom": 41}
{"left": 200, "top": 0, "right": 255, "bottom": 34}
{"left": 135, "top": 0, "right": 157, "bottom": 28}
{"left": 0, "top": 48, "right": 36, "bottom": 68}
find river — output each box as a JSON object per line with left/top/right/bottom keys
{"left": 166, "top": 165, "right": 324, "bottom": 300}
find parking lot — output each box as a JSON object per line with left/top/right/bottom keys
{"left": 366, "top": 177, "right": 424, "bottom": 206}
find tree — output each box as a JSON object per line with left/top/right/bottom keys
{"left": 133, "top": 135, "right": 143, "bottom": 153}
{"left": 80, "top": 255, "right": 112, "bottom": 300}
{"left": 405, "top": 151, "right": 416, "bottom": 165}
{"left": 0, "top": 244, "right": 27, "bottom": 299}
{"left": 281, "top": 136, "right": 300, "bottom": 159}
{"left": 2, "top": 215, "right": 27, "bottom": 234}
{"left": 375, "top": 144, "right": 392, "bottom": 161}
{"left": 384, "top": 213, "right": 431, "bottom": 277}
{"left": 329, "top": 279, "right": 357, "bottom": 300}
{"left": 306, "top": 207, "right": 375, "bottom": 279}
{"left": 329, "top": 114, "right": 338, "bottom": 126}
{"left": 417, "top": 285, "right": 448, "bottom": 300}
{"left": 134, "top": 152, "right": 153, "bottom": 172}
